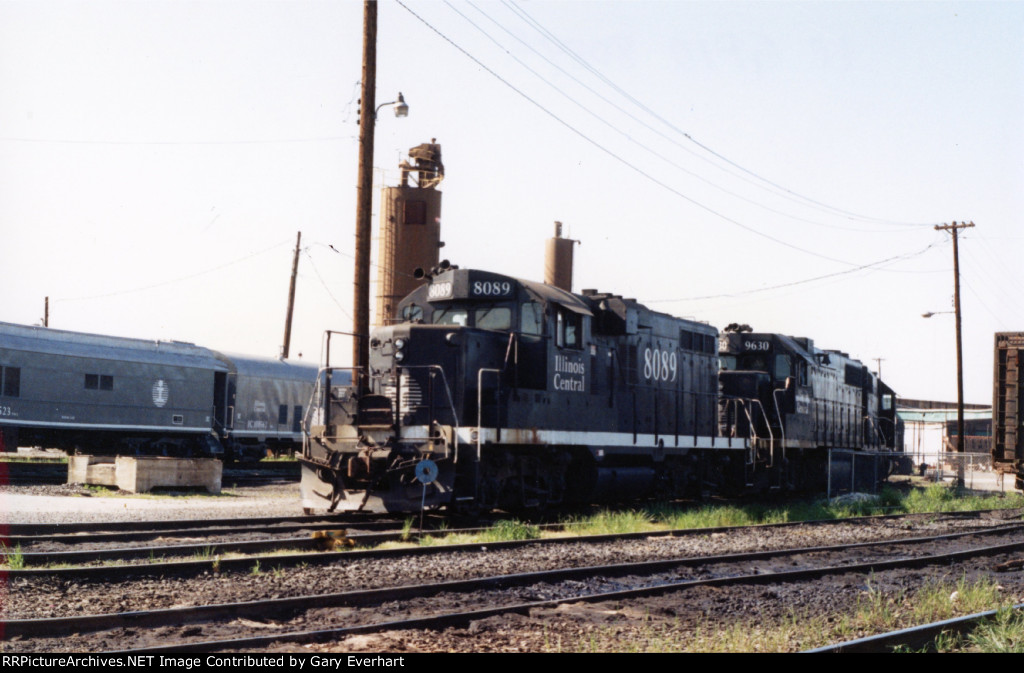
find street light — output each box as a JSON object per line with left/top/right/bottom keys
{"left": 922, "top": 308, "right": 965, "bottom": 487}
{"left": 376, "top": 92, "right": 409, "bottom": 119}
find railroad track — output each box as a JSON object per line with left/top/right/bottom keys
{"left": 4, "top": 509, "right": 1014, "bottom": 573}
{"left": 6, "top": 515, "right": 1024, "bottom": 652}
{"left": 2, "top": 512, "right": 434, "bottom": 566}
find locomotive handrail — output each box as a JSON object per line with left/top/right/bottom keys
{"left": 474, "top": 334, "right": 516, "bottom": 460}
{"left": 388, "top": 364, "right": 461, "bottom": 461}
{"left": 719, "top": 396, "right": 774, "bottom": 470}
{"left": 748, "top": 398, "right": 775, "bottom": 468}
{"left": 772, "top": 387, "right": 789, "bottom": 469}
{"left": 863, "top": 413, "right": 897, "bottom": 449}
{"left": 301, "top": 365, "right": 366, "bottom": 440}
{"left": 477, "top": 367, "right": 503, "bottom": 461}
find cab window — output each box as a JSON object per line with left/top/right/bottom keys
{"left": 556, "top": 309, "right": 582, "bottom": 349}
{"left": 433, "top": 306, "right": 468, "bottom": 326}
{"left": 475, "top": 306, "right": 512, "bottom": 331}
{"left": 400, "top": 304, "right": 424, "bottom": 322}
{"left": 739, "top": 354, "right": 768, "bottom": 372}
{"left": 773, "top": 355, "right": 792, "bottom": 380}
{"left": 520, "top": 302, "right": 543, "bottom": 335}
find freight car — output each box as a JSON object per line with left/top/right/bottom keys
{"left": 0, "top": 322, "right": 318, "bottom": 461}
{"left": 299, "top": 266, "right": 898, "bottom": 513}
{"left": 992, "top": 332, "right": 1024, "bottom": 488}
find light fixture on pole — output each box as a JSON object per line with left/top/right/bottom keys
{"left": 376, "top": 92, "right": 409, "bottom": 119}
{"left": 922, "top": 307, "right": 965, "bottom": 486}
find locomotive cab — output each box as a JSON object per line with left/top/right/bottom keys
{"left": 300, "top": 266, "right": 735, "bottom": 513}
{"left": 300, "top": 268, "right": 596, "bottom": 512}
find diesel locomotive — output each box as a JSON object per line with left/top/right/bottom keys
{"left": 718, "top": 328, "right": 900, "bottom": 491}
{"left": 299, "top": 266, "right": 899, "bottom": 513}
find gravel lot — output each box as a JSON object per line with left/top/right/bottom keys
{"left": 5, "top": 478, "right": 1024, "bottom": 652}
{"left": 0, "top": 482, "right": 305, "bottom": 524}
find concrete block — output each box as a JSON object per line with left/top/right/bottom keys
{"left": 68, "top": 455, "right": 222, "bottom": 493}
{"left": 68, "top": 455, "right": 117, "bottom": 486}
{"left": 115, "top": 456, "right": 222, "bottom": 494}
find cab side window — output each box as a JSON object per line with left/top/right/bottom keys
{"left": 520, "top": 302, "right": 543, "bottom": 336}
{"left": 556, "top": 309, "right": 582, "bottom": 349}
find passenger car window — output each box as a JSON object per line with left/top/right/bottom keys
{"left": 0, "top": 366, "right": 19, "bottom": 397}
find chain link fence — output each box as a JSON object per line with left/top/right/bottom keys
{"left": 827, "top": 450, "right": 1010, "bottom": 497}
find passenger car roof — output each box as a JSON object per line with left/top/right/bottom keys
{"left": 0, "top": 321, "right": 228, "bottom": 369}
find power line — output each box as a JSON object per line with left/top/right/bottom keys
{"left": 451, "top": 1, "right": 922, "bottom": 234}
{"left": 302, "top": 249, "right": 353, "bottom": 323}
{"left": 502, "top": 0, "right": 934, "bottom": 229}
{"left": 395, "top": 0, "right": 878, "bottom": 266}
{"left": 54, "top": 239, "right": 292, "bottom": 303}
{"left": 0, "top": 135, "right": 352, "bottom": 146}
{"left": 647, "top": 242, "right": 938, "bottom": 303}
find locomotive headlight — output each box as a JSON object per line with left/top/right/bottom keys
{"left": 394, "top": 350, "right": 405, "bottom": 362}
{"left": 394, "top": 338, "right": 406, "bottom": 350}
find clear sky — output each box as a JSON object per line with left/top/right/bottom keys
{"left": 1, "top": 0, "right": 1021, "bottom": 405}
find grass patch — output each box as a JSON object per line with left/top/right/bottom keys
{"left": 643, "top": 484, "right": 1024, "bottom": 534}
{"left": 546, "top": 575, "right": 1016, "bottom": 653}
{"left": 964, "top": 608, "right": 1024, "bottom": 652}
{"left": 0, "top": 543, "right": 25, "bottom": 570}
{"left": 564, "top": 510, "right": 659, "bottom": 536}
{"left": 480, "top": 519, "right": 542, "bottom": 542}
{"left": 375, "top": 485, "right": 1024, "bottom": 552}
{"left": 259, "top": 452, "right": 298, "bottom": 462}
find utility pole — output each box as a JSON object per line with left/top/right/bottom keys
{"left": 44, "top": 297, "right": 48, "bottom": 327}
{"left": 282, "top": 231, "right": 301, "bottom": 359}
{"left": 872, "top": 357, "right": 884, "bottom": 379}
{"left": 353, "top": 0, "right": 378, "bottom": 392}
{"left": 935, "top": 220, "right": 975, "bottom": 487}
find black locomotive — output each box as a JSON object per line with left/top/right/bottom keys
{"left": 0, "top": 322, "right": 318, "bottom": 461}
{"left": 299, "top": 267, "right": 900, "bottom": 513}
{"left": 718, "top": 328, "right": 900, "bottom": 491}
